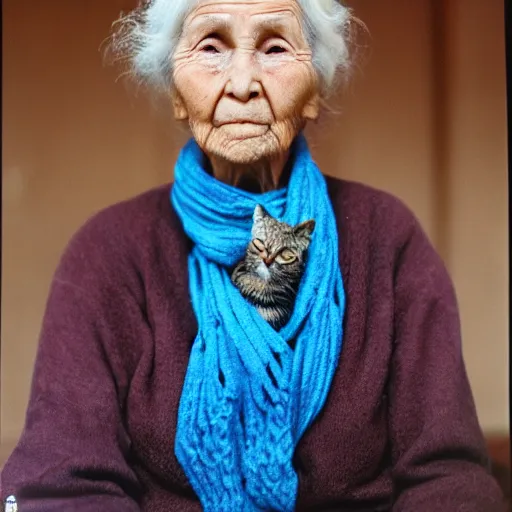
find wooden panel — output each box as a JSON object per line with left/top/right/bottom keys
{"left": 487, "top": 435, "right": 511, "bottom": 509}
{"left": 442, "top": 0, "right": 508, "bottom": 433}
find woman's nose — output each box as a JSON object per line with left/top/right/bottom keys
{"left": 224, "top": 52, "right": 262, "bottom": 102}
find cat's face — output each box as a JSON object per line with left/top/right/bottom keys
{"left": 246, "top": 205, "right": 315, "bottom": 283}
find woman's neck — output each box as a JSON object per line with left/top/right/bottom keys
{"left": 207, "top": 151, "right": 291, "bottom": 193}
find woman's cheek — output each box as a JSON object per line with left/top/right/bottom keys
{"left": 175, "top": 67, "right": 223, "bottom": 119}
{"left": 264, "top": 72, "right": 316, "bottom": 118}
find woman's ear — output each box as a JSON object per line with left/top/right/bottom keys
{"left": 302, "top": 93, "right": 320, "bottom": 121}
{"left": 171, "top": 89, "right": 189, "bottom": 120}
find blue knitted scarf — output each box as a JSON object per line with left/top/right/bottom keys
{"left": 171, "top": 134, "right": 345, "bottom": 511}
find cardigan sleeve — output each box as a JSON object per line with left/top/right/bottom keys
{"left": 389, "top": 217, "right": 505, "bottom": 511}
{"left": 0, "top": 227, "right": 143, "bottom": 511}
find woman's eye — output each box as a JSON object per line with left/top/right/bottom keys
{"left": 266, "top": 45, "right": 286, "bottom": 55}
{"left": 198, "top": 34, "right": 223, "bottom": 54}
{"left": 201, "top": 44, "right": 219, "bottom": 54}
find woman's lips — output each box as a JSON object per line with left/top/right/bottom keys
{"left": 213, "top": 117, "right": 271, "bottom": 126}
{"left": 213, "top": 102, "right": 274, "bottom": 127}
{"left": 217, "top": 123, "right": 269, "bottom": 138}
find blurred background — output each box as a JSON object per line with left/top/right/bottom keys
{"left": 2, "top": 0, "right": 509, "bottom": 496}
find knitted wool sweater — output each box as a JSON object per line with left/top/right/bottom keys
{"left": 1, "top": 177, "right": 505, "bottom": 511}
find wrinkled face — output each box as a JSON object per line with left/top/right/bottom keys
{"left": 172, "top": 0, "right": 319, "bottom": 164}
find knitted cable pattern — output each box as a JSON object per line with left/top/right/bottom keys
{"left": 172, "top": 134, "right": 345, "bottom": 511}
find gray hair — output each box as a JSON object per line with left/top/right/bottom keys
{"left": 109, "top": 0, "right": 355, "bottom": 97}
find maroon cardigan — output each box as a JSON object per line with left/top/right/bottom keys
{"left": 1, "top": 177, "right": 504, "bottom": 511}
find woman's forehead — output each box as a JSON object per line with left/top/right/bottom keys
{"left": 184, "top": 0, "right": 304, "bottom": 27}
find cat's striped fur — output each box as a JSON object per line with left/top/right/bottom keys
{"left": 231, "top": 205, "right": 315, "bottom": 330}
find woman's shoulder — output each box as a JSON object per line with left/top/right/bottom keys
{"left": 325, "top": 176, "right": 449, "bottom": 291}
{"left": 53, "top": 183, "right": 180, "bottom": 294}
{"left": 85, "top": 183, "right": 174, "bottom": 234}
{"left": 67, "top": 183, "right": 175, "bottom": 250}
{"left": 325, "top": 175, "right": 421, "bottom": 247}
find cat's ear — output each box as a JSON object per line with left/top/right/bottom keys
{"left": 253, "top": 204, "right": 269, "bottom": 222}
{"left": 294, "top": 219, "right": 316, "bottom": 238}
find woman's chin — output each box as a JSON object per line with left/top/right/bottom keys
{"left": 206, "top": 130, "right": 281, "bottom": 164}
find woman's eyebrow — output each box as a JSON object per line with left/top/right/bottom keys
{"left": 252, "top": 11, "right": 297, "bottom": 30}
{"left": 185, "top": 15, "right": 232, "bottom": 36}
{"left": 252, "top": 14, "right": 303, "bottom": 47}
{"left": 186, "top": 11, "right": 296, "bottom": 35}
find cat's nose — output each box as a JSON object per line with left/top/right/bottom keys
{"left": 263, "top": 257, "right": 273, "bottom": 267}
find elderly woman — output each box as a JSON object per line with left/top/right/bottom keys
{"left": 1, "top": 0, "right": 505, "bottom": 511}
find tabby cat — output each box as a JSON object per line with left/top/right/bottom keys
{"left": 231, "top": 205, "right": 315, "bottom": 330}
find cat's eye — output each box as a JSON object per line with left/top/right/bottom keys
{"left": 251, "top": 238, "right": 266, "bottom": 253}
{"left": 276, "top": 249, "right": 297, "bottom": 264}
